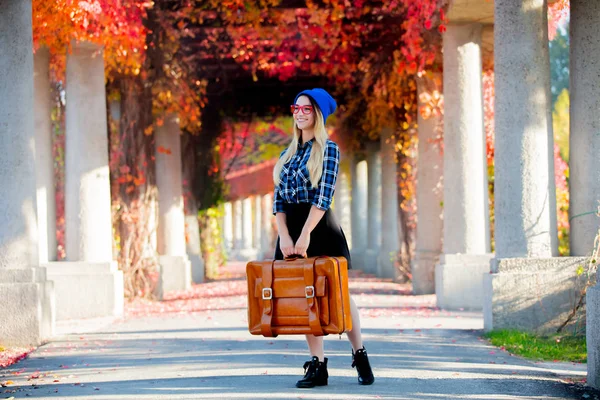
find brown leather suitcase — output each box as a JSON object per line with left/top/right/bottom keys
{"left": 246, "top": 256, "right": 352, "bottom": 337}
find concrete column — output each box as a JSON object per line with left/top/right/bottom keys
{"left": 239, "top": 197, "right": 258, "bottom": 260}
{"left": 261, "top": 193, "right": 274, "bottom": 259}
{"left": 64, "top": 42, "right": 113, "bottom": 263}
{"left": 379, "top": 129, "right": 400, "bottom": 279}
{"left": 588, "top": 283, "right": 600, "bottom": 390}
{"left": 185, "top": 211, "right": 204, "bottom": 284}
{"left": 493, "top": 0, "right": 557, "bottom": 260}
{"left": 435, "top": 24, "right": 493, "bottom": 310}
{"left": 365, "top": 145, "right": 382, "bottom": 275}
{"left": 253, "top": 195, "right": 262, "bottom": 252}
{"left": 34, "top": 47, "right": 57, "bottom": 264}
{"left": 155, "top": 114, "right": 191, "bottom": 292}
{"left": 334, "top": 158, "right": 352, "bottom": 249}
{"left": 45, "top": 40, "right": 123, "bottom": 321}
{"left": 0, "top": 0, "right": 55, "bottom": 345}
{"left": 351, "top": 158, "right": 368, "bottom": 270}
{"left": 570, "top": 0, "right": 600, "bottom": 256}
{"left": 413, "top": 75, "right": 444, "bottom": 295}
{"left": 242, "top": 197, "right": 253, "bottom": 249}
{"left": 223, "top": 202, "right": 234, "bottom": 254}
{"left": 233, "top": 199, "right": 243, "bottom": 258}
{"left": 484, "top": 0, "right": 559, "bottom": 332}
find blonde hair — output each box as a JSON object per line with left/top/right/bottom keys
{"left": 273, "top": 105, "right": 328, "bottom": 189}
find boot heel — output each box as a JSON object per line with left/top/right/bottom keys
{"left": 315, "top": 378, "right": 328, "bottom": 386}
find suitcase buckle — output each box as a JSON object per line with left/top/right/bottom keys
{"left": 262, "top": 288, "right": 273, "bottom": 300}
{"left": 305, "top": 285, "right": 315, "bottom": 299}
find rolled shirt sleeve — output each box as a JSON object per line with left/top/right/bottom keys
{"left": 273, "top": 149, "right": 288, "bottom": 215}
{"left": 273, "top": 185, "right": 285, "bottom": 214}
{"left": 312, "top": 141, "right": 339, "bottom": 211}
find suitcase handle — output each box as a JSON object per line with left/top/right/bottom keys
{"left": 285, "top": 254, "right": 305, "bottom": 261}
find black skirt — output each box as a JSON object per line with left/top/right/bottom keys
{"left": 274, "top": 203, "right": 352, "bottom": 269}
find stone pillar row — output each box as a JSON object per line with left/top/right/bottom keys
{"left": 223, "top": 194, "right": 276, "bottom": 261}
{"left": 348, "top": 136, "right": 402, "bottom": 278}
{"left": 2, "top": 2, "right": 209, "bottom": 343}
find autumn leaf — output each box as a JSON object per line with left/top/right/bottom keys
{"left": 157, "top": 146, "right": 172, "bottom": 155}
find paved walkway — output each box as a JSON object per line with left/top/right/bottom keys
{"left": 1, "top": 263, "right": 598, "bottom": 400}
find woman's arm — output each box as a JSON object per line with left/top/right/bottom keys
{"left": 301, "top": 206, "right": 326, "bottom": 237}
{"left": 275, "top": 212, "right": 290, "bottom": 238}
{"left": 275, "top": 212, "right": 295, "bottom": 257}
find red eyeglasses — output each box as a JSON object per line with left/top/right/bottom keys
{"left": 290, "top": 105, "right": 314, "bottom": 115}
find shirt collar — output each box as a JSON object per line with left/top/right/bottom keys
{"left": 298, "top": 137, "right": 315, "bottom": 149}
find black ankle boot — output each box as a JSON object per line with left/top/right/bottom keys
{"left": 295, "top": 356, "right": 328, "bottom": 388}
{"left": 352, "top": 347, "right": 374, "bottom": 385}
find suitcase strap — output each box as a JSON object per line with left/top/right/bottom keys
{"left": 260, "top": 261, "right": 275, "bottom": 337}
{"left": 304, "top": 259, "right": 324, "bottom": 336}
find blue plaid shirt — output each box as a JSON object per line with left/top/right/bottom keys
{"left": 273, "top": 139, "right": 340, "bottom": 214}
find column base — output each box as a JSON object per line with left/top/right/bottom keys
{"left": 0, "top": 267, "right": 55, "bottom": 346}
{"left": 235, "top": 248, "right": 260, "bottom": 262}
{"left": 587, "top": 284, "right": 600, "bottom": 389}
{"left": 259, "top": 245, "right": 276, "bottom": 261}
{"left": 483, "top": 257, "right": 592, "bottom": 333}
{"left": 412, "top": 250, "right": 440, "bottom": 295}
{"left": 158, "top": 255, "right": 192, "bottom": 292}
{"left": 378, "top": 247, "right": 399, "bottom": 280}
{"left": 45, "top": 261, "right": 123, "bottom": 321}
{"left": 189, "top": 253, "right": 205, "bottom": 284}
{"left": 364, "top": 248, "right": 380, "bottom": 276}
{"left": 350, "top": 248, "right": 365, "bottom": 272}
{"left": 435, "top": 253, "right": 493, "bottom": 311}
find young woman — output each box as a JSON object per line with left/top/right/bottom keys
{"left": 272, "top": 88, "right": 375, "bottom": 388}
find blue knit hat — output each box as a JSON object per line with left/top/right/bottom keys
{"left": 294, "top": 88, "right": 337, "bottom": 124}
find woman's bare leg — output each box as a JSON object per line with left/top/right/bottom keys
{"left": 305, "top": 295, "right": 362, "bottom": 358}
{"left": 346, "top": 296, "right": 363, "bottom": 351}
{"left": 305, "top": 334, "right": 325, "bottom": 360}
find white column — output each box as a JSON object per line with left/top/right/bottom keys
{"left": 493, "top": 0, "right": 557, "bottom": 260}
{"left": 223, "top": 202, "right": 234, "bottom": 254}
{"left": 155, "top": 114, "right": 191, "bottom": 291}
{"left": 365, "top": 144, "right": 382, "bottom": 275}
{"left": 233, "top": 199, "right": 243, "bottom": 258}
{"left": 239, "top": 197, "right": 258, "bottom": 260}
{"left": 253, "top": 195, "right": 262, "bottom": 253}
{"left": 334, "top": 158, "right": 352, "bottom": 249}
{"left": 379, "top": 129, "right": 400, "bottom": 279}
{"left": 0, "top": 0, "right": 55, "bottom": 345}
{"left": 242, "top": 197, "right": 253, "bottom": 249}
{"left": 589, "top": 283, "right": 600, "bottom": 390}
{"left": 185, "top": 211, "right": 204, "bottom": 284}
{"left": 351, "top": 158, "right": 368, "bottom": 270}
{"left": 484, "top": 0, "right": 558, "bottom": 332}
{"left": 436, "top": 24, "right": 493, "bottom": 310}
{"left": 571, "top": 0, "right": 600, "bottom": 389}
{"left": 34, "top": 47, "right": 57, "bottom": 264}
{"left": 46, "top": 40, "right": 123, "bottom": 321}
{"left": 413, "top": 75, "right": 444, "bottom": 295}
{"left": 570, "top": 0, "right": 600, "bottom": 256}
{"left": 64, "top": 41, "right": 113, "bottom": 263}
{"left": 261, "top": 193, "right": 274, "bottom": 259}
